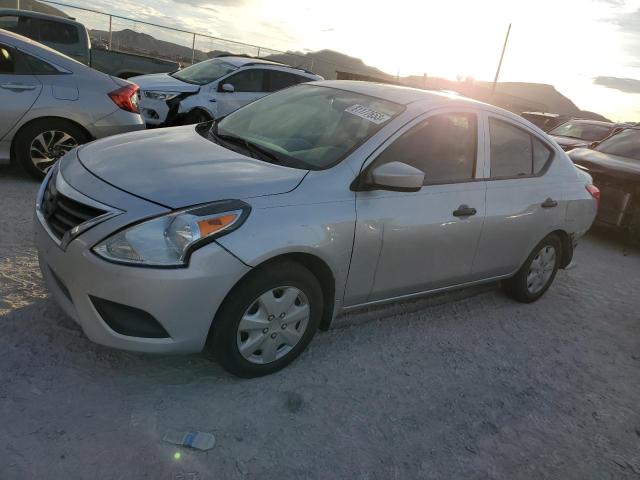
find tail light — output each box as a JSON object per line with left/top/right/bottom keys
{"left": 108, "top": 84, "right": 140, "bottom": 113}
{"left": 586, "top": 184, "right": 600, "bottom": 209}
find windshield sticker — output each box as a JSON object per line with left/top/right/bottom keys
{"left": 345, "top": 104, "right": 391, "bottom": 124}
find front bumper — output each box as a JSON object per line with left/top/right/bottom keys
{"left": 34, "top": 170, "right": 251, "bottom": 354}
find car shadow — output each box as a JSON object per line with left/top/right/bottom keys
{"left": 587, "top": 225, "right": 640, "bottom": 254}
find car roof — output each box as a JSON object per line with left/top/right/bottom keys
{"left": 0, "top": 8, "right": 83, "bottom": 27}
{"left": 311, "top": 80, "right": 470, "bottom": 106}
{"left": 217, "top": 56, "right": 320, "bottom": 77}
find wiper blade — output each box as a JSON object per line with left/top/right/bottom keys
{"left": 216, "top": 133, "right": 284, "bottom": 165}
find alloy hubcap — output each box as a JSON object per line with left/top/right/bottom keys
{"left": 30, "top": 130, "right": 78, "bottom": 172}
{"left": 527, "top": 245, "right": 556, "bottom": 294}
{"left": 236, "top": 286, "right": 310, "bottom": 364}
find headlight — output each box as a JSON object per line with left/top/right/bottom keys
{"left": 143, "top": 90, "right": 181, "bottom": 101}
{"left": 93, "top": 200, "right": 250, "bottom": 267}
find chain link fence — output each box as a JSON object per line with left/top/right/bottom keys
{"left": 36, "top": 0, "right": 367, "bottom": 79}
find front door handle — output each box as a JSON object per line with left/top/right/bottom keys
{"left": 541, "top": 198, "right": 558, "bottom": 208}
{"left": 0, "top": 83, "right": 36, "bottom": 91}
{"left": 453, "top": 204, "right": 477, "bottom": 217}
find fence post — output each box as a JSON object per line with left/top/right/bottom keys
{"left": 191, "top": 33, "right": 196, "bottom": 64}
{"left": 108, "top": 15, "right": 112, "bottom": 51}
{"left": 257, "top": 47, "right": 261, "bottom": 58}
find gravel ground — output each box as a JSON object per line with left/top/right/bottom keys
{"left": 1, "top": 163, "right": 639, "bottom": 480}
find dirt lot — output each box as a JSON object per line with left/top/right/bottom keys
{"left": 1, "top": 163, "right": 639, "bottom": 480}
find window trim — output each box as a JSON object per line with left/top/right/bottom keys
{"left": 486, "top": 114, "right": 555, "bottom": 181}
{"left": 357, "top": 109, "right": 483, "bottom": 189}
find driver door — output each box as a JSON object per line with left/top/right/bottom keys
{"left": 344, "top": 109, "right": 487, "bottom": 306}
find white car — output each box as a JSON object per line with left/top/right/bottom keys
{"left": 132, "top": 56, "right": 323, "bottom": 126}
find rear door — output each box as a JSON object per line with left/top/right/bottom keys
{"left": 0, "top": 43, "right": 42, "bottom": 140}
{"left": 471, "top": 113, "right": 565, "bottom": 278}
{"left": 215, "top": 68, "right": 267, "bottom": 117}
{"left": 345, "top": 109, "right": 487, "bottom": 305}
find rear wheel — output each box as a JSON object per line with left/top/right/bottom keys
{"left": 503, "top": 234, "right": 562, "bottom": 303}
{"left": 209, "top": 261, "right": 323, "bottom": 377}
{"left": 15, "top": 119, "right": 89, "bottom": 179}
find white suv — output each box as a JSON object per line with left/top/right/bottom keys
{"left": 132, "top": 56, "right": 323, "bottom": 126}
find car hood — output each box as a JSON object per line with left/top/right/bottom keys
{"left": 568, "top": 148, "right": 640, "bottom": 182}
{"left": 130, "top": 73, "right": 199, "bottom": 93}
{"left": 550, "top": 135, "right": 590, "bottom": 148}
{"left": 76, "top": 126, "right": 309, "bottom": 209}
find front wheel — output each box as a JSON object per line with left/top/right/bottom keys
{"left": 503, "top": 234, "right": 562, "bottom": 303}
{"left": 209, "top": 261, "right": 323, "bottom": 377}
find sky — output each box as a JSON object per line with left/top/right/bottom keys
{"left": 62, "top": 0, "right": 640, "bottom": 121}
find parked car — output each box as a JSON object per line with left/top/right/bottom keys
{"left": 548, "top": 119, "right": 624, "bottom": 151}
{"left": 521, "top": 112, "right": 570, "bottom": 132}
{"left": 0, "top": 9, "right": 180, "bottom": 78}
{"left": 35, "top": 81, "right": 598, "bottom": 377}
{"left": 0, "top": 29, "right": 144, "bottom": 178}
{"left": 132, "top": 56, "right": 323, "bottom": 126}
{"left": 569, "top": 127, "right": 640, "bottom": 239}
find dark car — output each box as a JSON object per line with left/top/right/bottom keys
{"left": 569, "top": 128, "right": 640, "bottom": 239}
{"left": 549, "top": 119, "right": 624, "bottom": 151}
{"left": 521, "top": 112, "right": 571, "bottom": 132}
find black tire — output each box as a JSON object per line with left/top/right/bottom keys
{"left": 209, "top": 261, "right": 323, "bottom": 378}
{"left": 181, "top": 109, "right": 211, "bottom": 125}
{"left": 14, "top": 119, "right": 89, "bottom": 180}
{"left": 503, "top": 234, "right": 562, "bottom": 303}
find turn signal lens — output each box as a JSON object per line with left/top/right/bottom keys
{"left": 197, "top": 214, "right": 237, "bottom": 237}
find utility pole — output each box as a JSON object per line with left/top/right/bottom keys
{"left": 492, "top": 23, "right": 511, "bottom": 95}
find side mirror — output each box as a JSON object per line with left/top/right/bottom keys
{"left": 367, "top": 161, "right": 424, "bottom": 192}
{"left": 220, "top": 83, "right": 235, "bottom": 93}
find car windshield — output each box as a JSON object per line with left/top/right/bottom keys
{"left": 207, "top": 84, "right": 404, "bottom": 170}
{"left": 171, "top": 59, "right": 237, "bottom": 85}
{"left": 549, "top": 121, "right": 612, "bottom": 141}
{"left": 595, "top": 129, "right": 640, "bottom": 160}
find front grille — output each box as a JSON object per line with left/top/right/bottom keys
{"left": 41, "top": 175, "right": 106, "bottom": 241}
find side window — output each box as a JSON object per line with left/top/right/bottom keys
{"left": 38, "top": 20, "right": 79, "bottom": 44}
{"left": 224, "top": 69, "right": 265, "bottom": 92}
{"left": 24, "top": 53, "right": 60, "bottom": 75}
{"left": 267, "top": 70, "right": 302, "bottom": 92}
{"left": 490, "top": 118, "right": 552, "bottom": 178}
{"left": 375, "top": 113, "right": 477, "bottom": 184}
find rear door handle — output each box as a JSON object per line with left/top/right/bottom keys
{"left": 0, "top": 83, "right": 36, "bottom": 91}
{"left": 541, "top": 198, "right": 558, "bottom": 208}
{"left": 453, "top": 204, "right": 477, "bottom": 217}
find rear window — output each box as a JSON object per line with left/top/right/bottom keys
{"left": 595, "top": 129, "right": 640, "bottom": 161}
{"left": 0, "top": 15, "right": 32, "bottom": 36}
{"left": 549, "top": 121, "right": 612, "bottom": 141}
{"left": 38, "top": 19, "right": 79, "bottom": 44}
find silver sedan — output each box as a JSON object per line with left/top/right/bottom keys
{"left": 0, "top": 30, "right": 143, "bottom": 178}
{"left": 35, "top": 81, "right": 598, "bottom": 377}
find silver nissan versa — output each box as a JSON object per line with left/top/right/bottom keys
{"left": 35, "top": 81, "right": 598, "bottom": 377}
